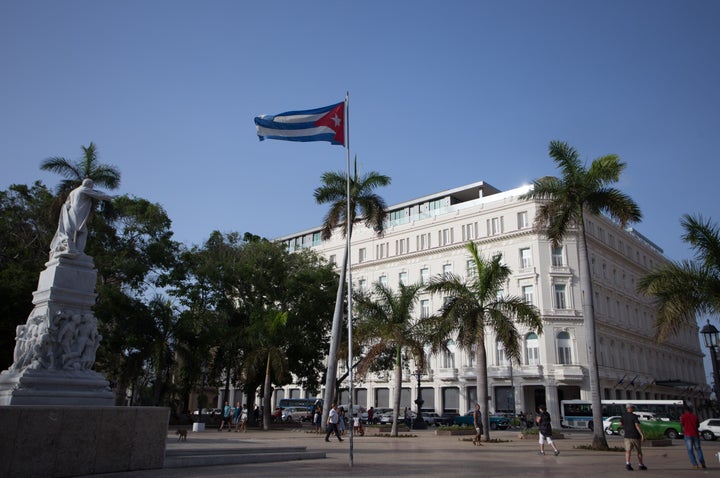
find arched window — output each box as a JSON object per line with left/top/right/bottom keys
{"left": 556, "top": 331, "right": 572, "bottom": 364}
{"left": 496, "top": 340, "right": 507, "bottom": 366}
{"left": 443, "top": 340, "right": 456, "bottom": 368}
{"left": 525, "top": 333, "right": 540, "bottom": 365}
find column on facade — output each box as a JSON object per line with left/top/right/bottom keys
{"left": 545, "top": 380, "right": 561, "bottom": 429}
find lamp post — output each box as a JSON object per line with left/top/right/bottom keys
{"left": 413, "top": 369, "right": 427, "bottom": 429}
{"left": 700, "top": 320, "right": 720, "bottom": 401}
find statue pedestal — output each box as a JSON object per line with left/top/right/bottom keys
{"left": 0, "top": 253, "right": 113, "bottom": 406}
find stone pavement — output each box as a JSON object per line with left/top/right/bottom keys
{"left": 77, "top": 426, "right": 720, "bottom": 478}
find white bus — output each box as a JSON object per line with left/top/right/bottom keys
{"left": 560, "top": 399, "right": 684, "bottom": 430}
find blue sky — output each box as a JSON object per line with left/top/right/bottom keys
{"left": 2, "top": 0, "right": 718, "bottom": 261}
{"left": 2, "top": 1, "right": 719, "bottom": 377}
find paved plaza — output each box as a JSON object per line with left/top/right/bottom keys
{"left": 78, "top": 426, "right": 719, "bottom": 478}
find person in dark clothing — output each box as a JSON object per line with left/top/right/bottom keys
{"left": 536, "top": 405, "right": 559, "bottom": 456}
{"left": 620, "top": 404, "right": 647, "bottom": 471}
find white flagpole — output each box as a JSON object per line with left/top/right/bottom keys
{"left": 345, "top": 91, "right": 354, "bottom": 467}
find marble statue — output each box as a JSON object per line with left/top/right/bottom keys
{"left": 50, "top": 178, "right": 112, "bottom": 257}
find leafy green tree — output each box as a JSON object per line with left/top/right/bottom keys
{"left": 354, "top": 282, "right": 426, "bottom": 436}
{"left": 314, "top": 157, "right": 390, "bottom": 425}
{"left": 166, "top": 232, "right": 336, "bottom": 417}
{"left": 40, "top": 142, "right": 121, "bottom": 196}
{"left": 90, "top": 197, "right": 181, "bottom": 406}
{"left": 0, "top": 182, "right": 56, "bottom": 369}
{"left": 638, "top": 214, "right": 720, "bottom": 341}
{"left": 520, "top": 140, "right": 641, "bottom": 449}
{"left": 425, "top": 241, "right": 542, "bottom": 441}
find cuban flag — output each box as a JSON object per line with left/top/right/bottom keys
{"left": 254, "top": 101, "right": 345, "bottom": 146}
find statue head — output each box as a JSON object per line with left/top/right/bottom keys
{"left": 81, "top": 178, "right": 94, "bottom": 188}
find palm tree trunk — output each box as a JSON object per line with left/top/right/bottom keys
{"left": 391, "top": 346, "right": 402, "bottom": 437}
{"left": 322, "top": 244, "right": 348, "bottom": 430}
{"left": 262, "top": 352, "right": 272, "bottom": 431}
{"left": 476, "top": 339, "right": 490, "bottom": 441}
{"left": 578, "top": 220, "right": 609, "bottom": 449}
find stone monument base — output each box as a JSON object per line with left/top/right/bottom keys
{"left": 0, "top": 406, "right": 169, "bottom": 478}
{"left": 0, "top": 368, "right": 114, "bottom": 406}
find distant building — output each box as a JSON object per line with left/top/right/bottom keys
{"left": 273, "top": 180, "right": 707, "bottom": 425}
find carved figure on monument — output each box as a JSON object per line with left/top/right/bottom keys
{"left": 50, "top": 178, "right": 112, "bottom": 257}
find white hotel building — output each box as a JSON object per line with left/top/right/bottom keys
{"left": 275, "top": 180, "right": 707, "bottom": 424}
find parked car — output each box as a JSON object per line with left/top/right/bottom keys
{"left": 454, "top": 411, "right": 510, "bottom": 430}
{"left": 608, "top": 417, "right": 682, "bottom": 439}
{"left": 370, "top": 408, "right": 393, "bottom": 424}
{"left": 603, "top": 416, "right": 622, "bottom": 435}
{"left": 436, "top": 412, "right": 459, "bottom": 426}
{"left": 281, "top": 406, "right": 312, "bottom": 422}
{"left": 699, "top": 418, "right": 720, "bottom": 441}
{"left": 421, "top": 412, "right": 442, "bottom": 426}
{"left": 380, "top": 410, "right": 416, "bottom": 424}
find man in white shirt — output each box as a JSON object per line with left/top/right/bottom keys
{"left": 325, "top": 403, "right": 343, "bottom": 442}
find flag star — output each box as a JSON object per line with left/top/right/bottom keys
{"left": 331, "top": 113, "right": 342, "bottom": 127}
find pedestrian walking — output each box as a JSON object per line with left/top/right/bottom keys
{"left": 325, "top": 403, "right": 343, "bottom": 442}
{"left": 536, "top": 405, "right": 559, "bottom": 456}
{"left": 472, "top": 403, "right": 483, "bottom": 446}
{"left": 621, "top": 404, "right": 647, "bottom": 471}
{"left": 680, "top": 405, "right": 706, "bottom": 469}
{"left": 218, "top": 401, "right": 232, "bottom": 431}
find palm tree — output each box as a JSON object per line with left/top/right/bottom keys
{"left": 354, "top": 282, "right": 426, "bottom": 436}
{"left": 425, "top": 241, "right": 542, "bottom": 441}
{"left": 241, "top": 309, "right": 290, "bottom": 430}
{"left": 638, "top": 214, "right": 720, "bottom": 341}
{"left": 314, "top": 157, "right": 390, "bottom": 426}
{"left": 520, "top": 140, "right": 641, "bottom": 449}
{"left": 40, "top": 142, "right": 121, "bottom": 196}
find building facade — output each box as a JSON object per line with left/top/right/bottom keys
{"left": 272, "top": 180, "right": 707, "bottom": 426}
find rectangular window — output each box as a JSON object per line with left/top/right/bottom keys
{"left": 420, "top": 299, "right": 430, "bottom": 318}
{"left": 377, "top": 243, "right": 388, "bottom": 259}
{"left": 554, "top": 284, "right": 567, "bottom": 309}
{"left": 557, "top": 344, "right": 572, "bottom": 364}
{"left": 517, "top": 211, "right": 529, "bottom": 229}
{"left": 358, "top": 278, "right": 367, "bottom": 291}
{"left": 466, "top": 259, "right": 476, "bottom": 279}
{"left": 398, "top": 271, "right": 408, "bottom": 285}
{"left": 526, "top": 340, "right": 539, "bottom": 365}
{"left": 551, "top": 245, "right": 563, "bottom": 267}
{"left": 462, "top": 222, "right": 477, "bottom": 241}
{"left": 420, "top": 267, "right": 430, "bottom": 285}
{"left": 396, "top": 238, "right": 409, "bottom": 255}
{"left": 487, "top": 217, "right": 504, "bottom": 236}
{"left": 520, "top": 248, "right": 532, "bottom": 268}
{"left": 358, "top": 248, "right": 366, "bottom": 263}
{"left": 329, "top": 254, "right": 336, "bottom": 266}
{"left": 443, "top": 264, "right": 453, "bottom": 276}
{"left": 439, "top": 228, "right": 453, "bottom": 246}
{"left": 418, "top": 233, "right": 431, "bottom": 251}
{"left": 379, "top": 275, "right": 387, "bottom": 287}
{"left": 522, "top": 285, "right": 534, "bottom": 305}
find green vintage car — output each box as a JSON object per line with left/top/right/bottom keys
{"left": 608, "top": 417, "right": 682, "bottom": 439}
{"left": 454, "top": 411, "right": 510, "bottom": 430}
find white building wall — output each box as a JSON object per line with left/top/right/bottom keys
{"left": 274, "top": 181, "right": 707, "bottom": 427}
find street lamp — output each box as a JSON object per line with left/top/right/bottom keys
{"left": 413, "top": 369, "right": 427, "bottom": 429}
{"left": 701, "top": 320, "right": 720, "bottom": 400}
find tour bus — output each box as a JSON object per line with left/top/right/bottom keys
{"left": 277, "top": 397, "right": 323, "bottom": 413}
{"left": 560, "top": 399, "right": 684, "bottom": 430}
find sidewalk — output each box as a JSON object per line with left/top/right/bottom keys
{"left": 79, "top": 426, "right": 719, "bottom": 477}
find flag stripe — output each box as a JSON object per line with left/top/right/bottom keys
{"left": 254, "top": 101, "right": 345, "bottom": 146}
